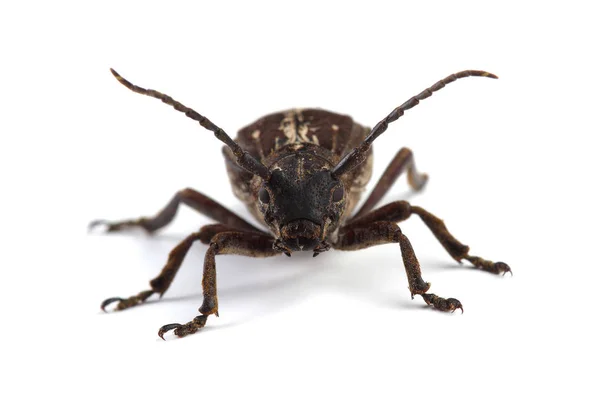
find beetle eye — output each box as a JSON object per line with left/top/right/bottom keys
{"left": 332, "top": 186, "right": 344, "bottom": 202}
{"left": 259, "top": 188, "right": 270, "bottom": 204}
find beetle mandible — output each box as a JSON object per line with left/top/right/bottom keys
{"left": 92, "top": 69, "right": 511, "bottom": 339}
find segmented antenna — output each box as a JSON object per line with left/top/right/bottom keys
{"left": 331, "top": 70, "right": 498, "bottom": 178}
{"left": 110, "top": 69, "right": 269, "bottom": 179}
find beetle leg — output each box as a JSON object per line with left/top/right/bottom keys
{"left": 101, "top": 229, "right": 205, "bottom": 312}
{"left": 101, "top": 290, "right": 155, "bottom": 312}
{"left": 352, "top": 148, "right": 428, "bottom": 219}
{"left": 410, "top": 205, "right": 511, "bottom": 275}
{"left": 158, "top": 231, "right": 278, "bottom": 339}
{"left": 90, "top": 187, "right": 263, "bottom": 234}
{"left": 347, "top": 201, "right": 511, "bottom": 275}
{"left": 101, "top": 225, "right": 273, "bottom": 312}
{"left": 332, "top": 221, "right": 462, "bottom": 312}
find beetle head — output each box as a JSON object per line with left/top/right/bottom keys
{"left": 258, "top": 152, "right": 345, "bottom": 255}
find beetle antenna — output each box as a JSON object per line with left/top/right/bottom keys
{"left": 331, "top": 70, "right": 498, "bottom": 178}
{"left": 110, "top": 68, "right": 269, "bottom": 179}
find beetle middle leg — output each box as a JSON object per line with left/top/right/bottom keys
{"left": 90, "top": 188, "right": 263, "bottom": 234}
{"left": 348, "top": 201, "right": 511, "bottom": 275}
{"left": 332, "top": 221, "right": 462, "bottom": 312}
{"left": 352, "top": 147, "right": 428, "bottom": 219}
{"left": 101, "top": 225, "right": 273, "bottom": 312}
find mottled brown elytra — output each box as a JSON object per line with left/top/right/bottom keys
{"left": 91, "top": 69, "right": 511, "bottom": 339}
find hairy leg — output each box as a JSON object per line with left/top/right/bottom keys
{"left": 352, "top": 147, "right": 428, "bottom": 219}
{"left": 332, "top": 221, "right": 462, "bottom": 312}
{"left": 348, "top": 201, "right": 511, "bottom": 275}
{"left": 158, "top": 230, "right": 279, "bottom": 339}
{"left": 90, "top": 187, "right": 262, "bottom": 233}
{"left": 101, "top": 225, "right": 271, "bottom": 312}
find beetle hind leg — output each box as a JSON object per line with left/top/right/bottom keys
{"left": 352, "top": 147, "right": 427, "bottom": 220}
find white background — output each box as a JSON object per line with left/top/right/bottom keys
{"left": 2, "top": 1, "right": 599, "bottom": 396}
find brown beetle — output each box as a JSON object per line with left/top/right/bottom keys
{"left": 92, "top": 69, "right": 511, "bottom": 339}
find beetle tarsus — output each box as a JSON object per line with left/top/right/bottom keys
{"left": 465, "top": 256, "right": 512, "bottom": 276}
{"left": 421, "top": 294, "right": 463, "bottom": 313}
{"left": 158, "top": 315, "right": 208, "bottom": 340}
{"left": 88, "top": 218, "right": 150, "bottom": 233}
{"left": 101, "top": 290, "right": 155, "bottom": 312}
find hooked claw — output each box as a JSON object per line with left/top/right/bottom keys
{"left": 422, "top": 294, "right": 463, "bottom": 314}
{"left": 465, "top": 255, "right": 513, "bottom": 276}
{"left": 100, "top": 290, "right": 155, "bottom": 312}
{"left": 158, "top": 323, "right": 182, "bottom": 340}
{"left": 446, "top": 298, "right": 464, "bottom": 314}
{"left": 157, "top": 315, "right": 209, "bottom": 340}
{"left": 101, "top": 297, "right": 124, "bottom": 312}
{"left": 495, "top": 262, "right": 513, "bottom": 276}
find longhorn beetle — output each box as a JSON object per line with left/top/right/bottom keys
{"left": 92, "top": 69, "right": 511, "bottom": 339}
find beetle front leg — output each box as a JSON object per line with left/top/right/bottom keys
{"left": 332, "top": 221, "right": 462, "bottom": 312}
{"left": 158, "top": 231, "right": 279, "bottom": 339}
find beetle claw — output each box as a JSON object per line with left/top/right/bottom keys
{"left": 101, "top": 297, "right": 124, "bottom": 312}
{"left": 449, "top": 299, "right": 464, "bottom": 314}
{"left": 158, "top": 323, "right": 182, "bottom": 340}
{"left": 465, "top": 256, "right": 513, "bottom": 276}
{"left": 422, "top": 294, "right": 463, "bottom": 313}
{"left": 100, "top": 290, "right": 155, "bottom": 312}
{"left": 158, "top": 315, "right": 209, "bottom": 340}
{"left": 495, "top": 262, "right": 512, "bottom": 276}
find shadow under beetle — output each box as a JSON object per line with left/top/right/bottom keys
{"left": 92, "top": 69, "right": 511, "bottom": 339}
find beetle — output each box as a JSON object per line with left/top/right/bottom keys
{"left": 92, "top": 68, "right": 511, "bottom": 339}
